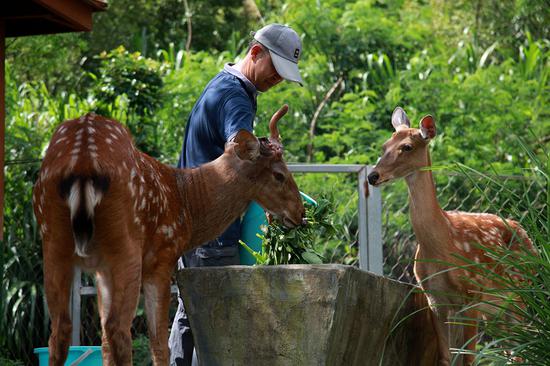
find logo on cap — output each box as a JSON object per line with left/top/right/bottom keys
{"left": 294, "top": 48, "right": 300, "bottom": 59}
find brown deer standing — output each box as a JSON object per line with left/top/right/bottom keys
{"left": 367, "top": 107, "right": 532, "bottom": 366}
{"left": 33, "top": 107, "right": 305, "bottom": 365}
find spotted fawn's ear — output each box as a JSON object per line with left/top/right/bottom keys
{"left": 233, "top": 130, "right": 260, "bottom": 160}
{"left": 419, "top": 115, "right": 436, "bottom": 140}
{"left": 391, "top": 107, "right": 411, "bottom": 131}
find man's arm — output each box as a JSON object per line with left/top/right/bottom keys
{"left": 219, "top": 91, "right": 255, "bottom": 142}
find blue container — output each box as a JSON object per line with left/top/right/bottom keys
{"left": 239, "top": 192, "right": 316, "bottom": 265}
{"left": 34, "top": 346, "right": 102, "bottom": 366}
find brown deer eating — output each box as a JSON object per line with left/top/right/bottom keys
{"left": 33, "top": 106, "right": 305, "bottom": 366}
{"left": 367, "top": 107, "right": 532, "bottom": 366}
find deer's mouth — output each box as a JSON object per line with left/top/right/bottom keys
{"left": 370, "top": 179, "right": 390, "bottom": 187}
{"left": 266, "top": 211, "right": 300, "bottom": 228}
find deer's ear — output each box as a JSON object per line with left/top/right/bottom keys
{"left": 233, "top": 130, "right": 260, "bottom": 160}
{"left": 419, "top": 115, "right": 436, "bottom": 140}
{"left": 391, "top": 107, "right": 410, "bottom": 131}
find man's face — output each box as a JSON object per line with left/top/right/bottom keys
{"left": 251, "top": 46, "right": 283, "bottom": 92}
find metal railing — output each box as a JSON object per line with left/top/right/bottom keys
{"left": 70, "top": 164, "right": 384, "bottom": 345}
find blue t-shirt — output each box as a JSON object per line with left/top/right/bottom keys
{"left": 178, "top": 65, "right": 257, "bottom": 251}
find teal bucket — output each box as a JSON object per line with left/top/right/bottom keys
{"left": 34, "top": 346, "right": 102, "bottom": 366}
{"left": 239, "top": 192, "right": 316, "bottom": 265}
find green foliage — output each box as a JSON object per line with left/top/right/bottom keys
{"left": 88, "top": 0, "right": 257, "bottom": 56}
{"left": 2, "top": 0, "right": 548, "bottom": 363}
{"left": 132, "top": 335, "right": 152, "bottom": 366}
{"left": 242, "top": 198, "right": 336, "bottom": 265}
{"left": 92, "top": 46, "right": 165, "bottom": 117}
{"left": 91, "top": 46, "right": 166, "bottom": 156}
{"left": 5, "top": 33, "right": 89, "bottom": 94}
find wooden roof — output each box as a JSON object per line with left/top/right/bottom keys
{"left": 1, "top": 0, "right": 107, "bottom": 37}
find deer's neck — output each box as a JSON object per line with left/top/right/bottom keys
{"left": 404, "top": 153, "right": 450, "bottom": 254}
{"left": 175, "top": 160, "right": 252, "bottom": 248}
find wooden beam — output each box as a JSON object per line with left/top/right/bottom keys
{"left": 33, "top": 0, "right": 94, "bottom": 31}
{"left": 0, "top": 19, "right": 5, "bottom": 239}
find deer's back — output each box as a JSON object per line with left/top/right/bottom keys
{"left": 34, "top": 113, "right": 182, "bottom": 268}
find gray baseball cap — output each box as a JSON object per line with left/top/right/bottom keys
{"left": 253, "top": 24, "right": 303, "bottom": 86}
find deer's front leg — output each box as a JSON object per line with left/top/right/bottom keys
{"left": 143, "top": 259, "right": 175, "bottom": 365}
{"left": 424, "top": 292, "right": 452, "bottom": 366}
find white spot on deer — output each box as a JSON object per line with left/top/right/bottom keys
{"left": 41, "top": 167, "right": 50, "bottom": 181}
{"left": 463, "top": 242, "right": 471, "bottom": 252}
{"left": 53, "top": 136, "right": 67, "bottom": 145}
{"left": 143, "top": 282, "right": 158, "bottom": 338}
{"left": 87, "top": 127, "right": 95, "bottom": 135}
{"left": 58, "top": 125, "right": 67, "bottom": 135}
{"left": 106, "top": 138, "right": 113, "bottom": 145}
{"left": 89, "top": 144, "right": 98, "bottom": 151}
{"left": 65, "top": 155, "right": 78, "bottom": 172}
{"left": 90, "top": 151, "right": 99, "bottom": 159}
{"left": 134, "top": 216, "right": 141, "bottom": 225}
{"left": 128, "top": 182, "right": 135, "bottom": 197}
{"left": 139, "top": 197, "right": 146, "bottom": 210}
{"left": 78, "top": 116, "right": 85, "bottom": 124}
{"left": 89, "top": 137, "right": 95, "bottom": 144}
{"left": 159, "top": 225, "right": 174, "bottom": 239}
{"left": 71, "top": 148, "right": 80, "bottom": 155}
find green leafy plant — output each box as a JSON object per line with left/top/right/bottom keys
{"left": 240, "top": 197, "right": 336, "bottom": 265}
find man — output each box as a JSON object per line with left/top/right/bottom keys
{"left": 169, "top": 23, "right": 303, "bottom": 366}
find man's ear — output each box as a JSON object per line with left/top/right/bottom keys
{"left": 233, "top": 130, "right": 260, "bottom": 160}
{"left": 250, "top": 44, "right": 264, "bottom": 61}
{"left": 419, "top": 115, "right": 437, "bottom": 140}
{"left": 391, "top": 107, "right": 411, "bottom": 131}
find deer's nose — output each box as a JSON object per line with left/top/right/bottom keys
{"left": 368, "top": 171, "right": 380, "bottom": 185}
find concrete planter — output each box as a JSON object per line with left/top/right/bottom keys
{"left": 176, "top": 264, "right": 439, "bottom": 366}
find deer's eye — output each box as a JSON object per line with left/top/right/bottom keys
{"left": 401, "top": 144, "right": 413, "bottom": 152}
